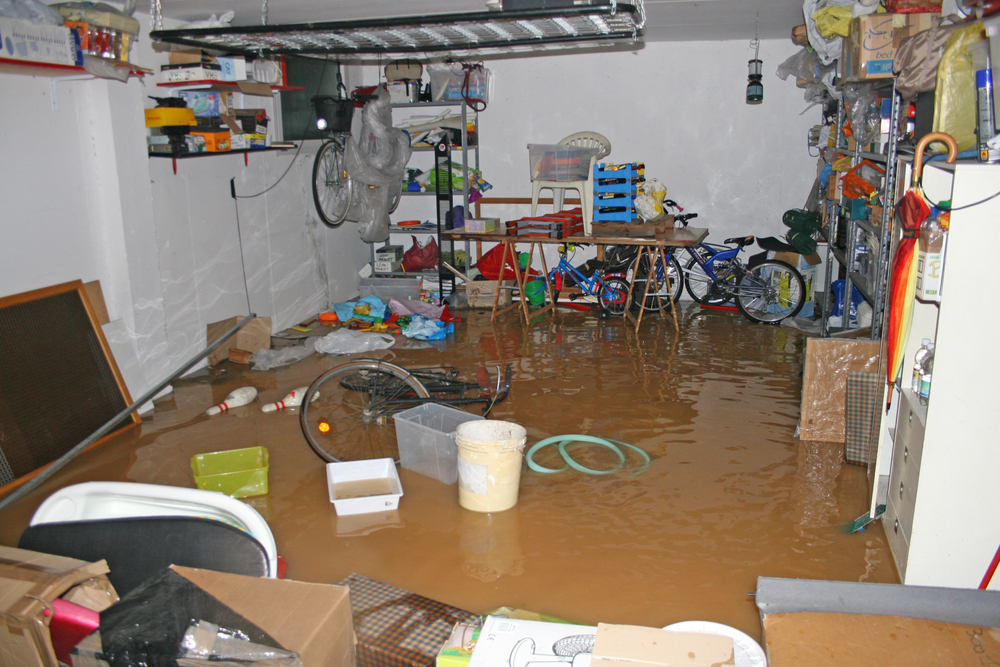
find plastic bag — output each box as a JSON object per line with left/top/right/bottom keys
{"left": 333, "top": 295, "right": 389, "bottom": 323}
{"left": 402, "top": 235, "right": 438, "bottom": 272}
{"left": 933, "top": 22, "right": 985, "bottom": 153}
{"left": 312, "top": 329, "right": 395, "bottom": 354}
{"left": 0, "top": 0, "right": 65, "bottom": 24}
{"left": 813, "top": 5, "right": 852, "bottom": 38}
{"left": 802, "top": 0, "right": 854, "bottom": 65}
{"left": 180, "top": 620, "right": 302, "bottom": 666}
{"left": 776, "top": 47, "right": 840, "bottom": 105}
{"left": 894, "top": 15, "right": 962, "bottom": 100}
{"left": 841, "top": 83, "right": 881, "bottom": 149}
{"left": 344, "top": 87, "right": 413, "bottom": 242}
{"left": 251, "top": 344, "right": 316, "bottom": 371}
{"left": 402, "top": 315, "right": 454, "bottom": 341}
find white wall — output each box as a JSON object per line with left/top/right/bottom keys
{"left": 0, "top": 31, "right": 816, "bottom": 389}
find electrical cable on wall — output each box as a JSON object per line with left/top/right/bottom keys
{"left": 230, "top": 178, "right": 255, "bottom": 315}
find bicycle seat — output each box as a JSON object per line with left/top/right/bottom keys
{"left": 756, "top": 236, "right": 798, "bottom": 253}
{"left": 724, "top": 235, "right": 756, "bottom": 247}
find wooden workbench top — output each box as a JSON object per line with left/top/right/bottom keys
{"left": 442, "top": 226, "right": 710, "bottom": 247}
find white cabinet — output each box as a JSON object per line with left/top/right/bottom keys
{"left": 875, "top": 160, "right": 1000, "bottom": 589}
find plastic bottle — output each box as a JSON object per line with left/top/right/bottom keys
{"left": 918, "top": 350, "right": 934, "bottom": 405}
{"left": 911, "top": 340, "right": 934, "bottom": 403}
{"left": 971, "top": 41, "right": 999, "bottom": 162}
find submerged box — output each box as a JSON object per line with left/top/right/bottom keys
{"left": 393, "top": 403, "right": 485, "bottom": 484}
{"left": 206, "top": 316, "right": 272, "bottom": 366}
{"left": 466, "top": 280, "right": 513, "bottom": 308}
{"left": 191, "top": 446, "right": 269, "bottom": 498}
{"left": 339, "top": 573, "right": 480, "bottom": 667}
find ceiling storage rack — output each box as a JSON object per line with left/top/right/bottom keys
{"left": 149, "top": 4, "right": 642, "bottom": 59}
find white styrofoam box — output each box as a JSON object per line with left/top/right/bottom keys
{"left": 393, "top": 403, "right": 485, "bottom": 484}
{"left": 359, "top": 276, "right": 422, "bottom": 301}
{"left": 464, "top": 218, "right": 498, "bottom": 234}
{"left": 161, "top": 64, "right": 223, "bottom": 83}
{"left": 326, "top": 458, "right": 403, "bottom": 515}
{"left": 0, "top": 17, "right": 80, "bottom": 66}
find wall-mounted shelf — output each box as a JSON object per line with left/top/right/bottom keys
{"left": 0, "top": 56, "right": 149, "bottom": 78}
{"left": 149, "top": 144, "right": 298, "bottom": 173}
{"left": 149, "top": 4, "right": 641, "bottom": 60}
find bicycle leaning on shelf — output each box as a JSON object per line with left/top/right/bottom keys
{"left": 602, "top": 209, "right": 807, "bottom": 324}
{"left": 299, "top": 359, "right": 512, "bottom": 463}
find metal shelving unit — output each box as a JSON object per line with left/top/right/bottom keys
{"left": 820, "top": 80, "right": 901, "bottom": 340}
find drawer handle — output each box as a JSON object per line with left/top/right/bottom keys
{"left": 899, "top": 481, "right": 905, "bottom": 498}
{"left": 904, "top": 447, "right": 908, "bottom": 462}
{"left": 894, "top": 519, "right": 899, "bottom": 534}
{"left": 908, "top": 410, "right": 913, "bottom": 423}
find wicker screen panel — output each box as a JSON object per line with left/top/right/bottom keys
{"left": 0, "top": 282, "right": 136, "bottom": 487}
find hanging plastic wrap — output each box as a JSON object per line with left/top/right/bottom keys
{"left": 841, "top": 83, "right": 881, "bottom": 149}
{"left": 802, "top": 0, "right": 854, "bottom": 65}
{"left": 776, "top": 47, "right": 840, "bottom": 106}
{"left": 344, "top": 87, "right": 413, "bottom": 243}
{"left": 933, "top": 22, "right": 985, "bottom": 153}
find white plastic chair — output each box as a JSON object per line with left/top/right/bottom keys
{"left": 531, "top": 132, "right": 611, "bottom": 235}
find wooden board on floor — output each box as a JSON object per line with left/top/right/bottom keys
{"left": 799, "top": 338, "right": 880, "bottom": 443}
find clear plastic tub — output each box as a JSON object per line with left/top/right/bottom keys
{"left": 528, "top": 144, "right": 601, "bottom": 182}
{"left": 393, "top": 403, "right": 485, "bottom": 484}
{"left": 359, "top": 276, "right": 422, "bottom": 301}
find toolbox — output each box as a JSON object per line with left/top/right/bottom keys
{"left": 505, "top": 210, "right": 584, "bottom": 238}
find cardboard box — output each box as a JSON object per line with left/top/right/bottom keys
{"left": 799, "top": 338, "right": 880, "bottom": 442}
{"left": 144, "top": 106, "right": 196, "bottom": 128}
{"left": 756, "top": 577, "right": 1000, "bottom": 667}
{"left": 161, "top": 63, "right": 223, "bottom": 83}
{"left": 915, "top": 236, "right": 946, "bottom": 302}
{"left": 592, "top": 623, "right": 735, "bottom": 667}
{"left": 469, "top": 616, "right": 596, "bottom": 667}
{"left": 842, "top": 14, "right": 934, "bottom": 81}
{"left": 173, "top": 566, "right": 356, "bottom": 667}
{"left": 0, "top": 17, "right": 80, "bottom": 67}
{"left": 217, "top": 55, "right": 247, "bottom": 81}
{"left": 374, "top": 259, "right": 403, "bottom": 273}
{"left": 466, "top": 280, "right": 513, "bottom": 308}
{"left": 206, "top": 316, "right": 272, "bottom": 366}
{"left": 168, "top": 48, "right": 214, "bottom": 65}
{"left": 0, "top": 546, "right": 118, "bottom": 667}
{"left": 190, "top": 130, "right": 231, "bottom": 152}
{"left": 339, "top": 573, "right": 478, "bottom": 667}
{"left": 177, "top": 91, "right": 228, "bottom": 117}
{"left": 375, "top": 245, "right": 404, "bottom": 263}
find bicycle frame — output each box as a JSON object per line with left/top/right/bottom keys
{"left": 550, "top": 254, "right": 628, "bottom": 308}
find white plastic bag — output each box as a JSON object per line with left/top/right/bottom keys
{"left": 312, "top": 329, "right": 395, "bottom": 354}
{"left": 252, "top": 343, "right": 316, "bottom": 371}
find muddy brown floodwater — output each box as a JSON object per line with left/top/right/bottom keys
{"left": 0, "top": 304, "right": 899, "bottom": 643}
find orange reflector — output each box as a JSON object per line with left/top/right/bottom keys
{"left": 318, "top": 420, "right": 331, "bottom": 434}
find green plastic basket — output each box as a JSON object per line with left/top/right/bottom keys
{"left": 191, "top": 446, "right": 269, "bottom": 498}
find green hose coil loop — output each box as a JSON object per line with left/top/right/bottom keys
{"left": 526, "top": 435, "right": 650, "bottom": 476}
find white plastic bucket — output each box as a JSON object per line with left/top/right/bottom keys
{"left": 455, "top": 420, "right": 527, "bottom": 513}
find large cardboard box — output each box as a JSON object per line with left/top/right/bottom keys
{"left": 466, "top": 280, "right": 513, "bottom": 308}
{"left": 799, "top": 338, "right": 880, "bottom": 442}
{"left": 0, "top": 17, "right": 80, "bottom": 67}
{"left": 0, "top": 546, "right": 118, "bottom": 667}
{"left": 173, "top": 566, "right": 356, "bottom": 667}
{"left": 206, "top": 316, "right": 272, "bottom": 366}
{"left": 756, "top": 577, "right": 1000, "bottom": 667}
{"left": 592, "top": 623, "right": 734, "bottom": 667}
{"left": 842, "top": 14, "right": 936, "bottom": 81}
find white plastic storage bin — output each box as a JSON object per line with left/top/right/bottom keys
{"left": 393, "top": 403, "right": 485, "bottom": 484}
{"left": 326, "top": 458, "right": 403, "bottom": 515}
{"left": 359, "top": 276, "right": 422, "bottom": 301}
{"left": 528, "top": 144, "right": 601, "bottom": 182}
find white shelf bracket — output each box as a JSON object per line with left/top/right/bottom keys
{"left": 50, "top": 74, "right": 94, "bottom": 112}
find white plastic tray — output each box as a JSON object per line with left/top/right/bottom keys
{"left": 326, "top": 458, "right": 403, "bottom": 516}
{"left": 663, "top": 621, "right": 766, "bottom": 667}
{"left": 30, "top": 481, "right": 278, "bottom": 577}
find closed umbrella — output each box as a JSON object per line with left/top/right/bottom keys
{"left": 886, "top": 132, "right": 957, "bottom": 404}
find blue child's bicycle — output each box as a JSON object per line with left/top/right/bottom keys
{"left": 545, "top": 243, "right": 632, "bottom": 318}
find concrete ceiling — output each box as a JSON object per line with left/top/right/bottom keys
{"left": 156, "top": 0, "right": 807, "bottom": 43}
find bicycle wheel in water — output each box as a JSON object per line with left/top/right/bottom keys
{"left": 685, "top": 253, "right": 737, "bottom": 305}
{"left": 735, "top": 260, "right": 805, "bottom": 324}
{"left": 300, "top": 359, "right": 430, "bottom": 463}
{"left": 597, "top": 275, "right": 631, "bottom": 316}
{"left": 631, "top": 253, "right": 682, "bottom": 312}
{"left": 312, "top": 140, "right": 353, "bottom": 227}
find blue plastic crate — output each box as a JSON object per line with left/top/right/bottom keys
{"left": 593, "top": 209, "right": 635, "bottom": 222}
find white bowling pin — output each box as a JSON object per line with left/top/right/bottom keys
{"left": 205, "top": 386, "right": 258, "bottom": 416}
{"left": 261, "top": 387, "right": 319, "bottom": 412}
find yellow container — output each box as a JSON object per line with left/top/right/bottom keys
{"left": 191, "top": 446, "right": 269, "bottom": 498}
{"left": 144, "top": 107, "right": 196, "bottom": 128}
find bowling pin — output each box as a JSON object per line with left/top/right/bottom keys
{"left": 205, "top": 386, "right": 258, "bottom": 416}
{"left": 261, "top": 387, "right": 319, "bottom": 412}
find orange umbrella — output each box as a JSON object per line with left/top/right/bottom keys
{"left": 886, "top": 132, "right": 957, "bottom": 404}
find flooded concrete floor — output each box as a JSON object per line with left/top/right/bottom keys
{"left": 0, "top": 303, "right": 898, "bottom": 643}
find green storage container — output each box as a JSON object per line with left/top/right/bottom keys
{"left": 191, "top": 446, "right": 269, "bottom": 498}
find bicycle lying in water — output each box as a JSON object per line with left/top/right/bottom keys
{"left": 300, "top": 359, "right": 512, "bottom": 463}
{"left": 602, "top": 211, "right": 806, "bottom": 324}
